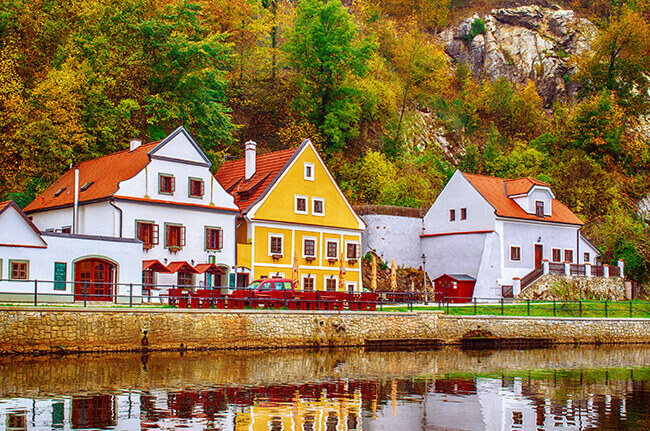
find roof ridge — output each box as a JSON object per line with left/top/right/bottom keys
{"left": 72, "top": 141, "right": 158, "bottom": 167}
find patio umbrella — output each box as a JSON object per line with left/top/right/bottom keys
{"left": 390, "top": 259, "right": 397, "bottom": 291}
{"left": 338, "top": 251, "right": 346, "bottom": 291}
{"left": 371, "top": 255, "right": 377, "bottom": 291}
{"left": 292, "top": 248, "right": 300, "bottom": 288}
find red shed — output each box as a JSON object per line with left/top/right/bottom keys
{"left": 433, "top": 274, "right": 476, "bottom": 303}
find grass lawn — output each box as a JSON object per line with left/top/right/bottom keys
{"left": 383, "top": 301, "right": 650, "bottom": 318}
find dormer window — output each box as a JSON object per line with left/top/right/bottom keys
{"left": 80, "top": 181, "right": 94, "bottom": 192}
{"left": 535, "top": 201, "right": 544, "bottom": 217}
{"left": 54, "top": 188, "right": 66, "bottom": 197}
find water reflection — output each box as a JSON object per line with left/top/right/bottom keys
{"left": 1, "top": 346, "right": 649, "bottom": 430}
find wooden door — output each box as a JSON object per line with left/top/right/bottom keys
{"left": 534, "top": 244, "right": 543, "bottom": 268}
{"left": 75, "top": 259, "right": 116, "bottom": 301}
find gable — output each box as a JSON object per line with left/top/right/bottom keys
{"left": 0, "top": 203, "right": 47, "bottom": 247}
{"left": 148, "top": 126, "right": 211, "bottom": 166}
{"left": 423, "top": 171, "right": 496, "bottom": 234}
{"left": 250, "top": 143, "right": 364, "bottom": 230}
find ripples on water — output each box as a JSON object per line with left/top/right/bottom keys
{"left": 0, "top": 347, "right": 649, "bottom": 430}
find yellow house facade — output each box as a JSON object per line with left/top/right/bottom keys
{"left": 215, "top": 139, "right": 366, "bottom": 291}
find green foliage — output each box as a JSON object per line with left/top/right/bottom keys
{"left": 614, "top": 238, "right": 648, "bottom": 283}
{"left": 284, "top": 0, "right": 376, "bottom": 151}
{"left": 461, "top": 17, "right": 485, "bottom": 44}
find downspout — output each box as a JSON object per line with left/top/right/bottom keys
{"left": 576, "top": 229, "right": 580, "bottom": 263}
{"left": 234, "top": 217, "right": 243, "bottom": 288}
{"left": 109, "top": 198, "right": 123, "bottom": 238}
{"left": 73, "top": 166, "right": 80, "bottom": 234}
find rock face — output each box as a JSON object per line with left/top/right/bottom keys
{"left": 439, "top": 5, "right": 598, "bottom": 107}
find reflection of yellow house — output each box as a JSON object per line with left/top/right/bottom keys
{"left": 234, "top": 389, "right": 362, "bottom": 431}
{"left": 216, "top": 140, "right": 365, "bottom": 291}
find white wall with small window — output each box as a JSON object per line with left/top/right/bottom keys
{"left": 304, "top": 162, "right": 315, "bottom": 181}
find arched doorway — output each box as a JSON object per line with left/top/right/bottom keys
{"left": 74, "top": 258, "right": 116, "bottom": 301}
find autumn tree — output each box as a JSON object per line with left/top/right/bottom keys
{"left": 284, "top": 0, "right": 375, "bottom": 151}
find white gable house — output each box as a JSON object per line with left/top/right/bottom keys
{"left": 422, "top": 171, "right": 600, "bottom": 300}
{"left": 24, "top": 126, "right": 239, "bottom": 300}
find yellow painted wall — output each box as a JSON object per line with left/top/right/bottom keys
{"left": 252, "top": 144, "right": 361, "bottom": 230}
{"left": 237, "top": 243, "right": 252, "bottom": 269}
{"left": 253, "top": 226, "right": 294, "bottom": 267}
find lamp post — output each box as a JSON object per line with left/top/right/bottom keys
{"left": 421, "top": 253, "right": 428, "bottom": 304}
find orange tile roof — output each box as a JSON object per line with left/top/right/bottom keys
{"left": 215, "top": 147, "right": 298, "bottom": 213}
{"left": 24, "top": 142, "right": 158, "bottom": 213}
{"left": 463, "top": 173, "right": 583, "bottom": 225}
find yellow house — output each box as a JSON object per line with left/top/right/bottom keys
{"left": 215, "top": 140, "right": 366, "bottom": 291}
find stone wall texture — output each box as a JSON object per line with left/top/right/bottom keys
{"left": 519, "top": 274, "right": 626, "bottom": 300}
{"left": 1, "top": 307, "right": 650, "bottom": 354}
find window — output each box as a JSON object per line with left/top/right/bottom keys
{"left": 304, "top": 163, "right": 315, "bottom": 181}
{"left": 269, "top": 234, "right": 283, "bottom": 256}
{"left": 461, "top": 208, "right": 467, "bottom": 220}
{"left": 346, "top": 282, "right": 357, "bottom": 292}
{"left": 535, "top": 201, "right": 544, "bottom": 217}
{"left": 159, "top": 174, "right": 175, "bottom": 195}
{"left": 552, "top": 248, "right": 562, "bottom": 262}
{"left": 510, "top": 246, "right": 521, "bottom": 261}
{"left": 449, "top": 209, "right": 455, "bottom": 221}
{"left": 137, "top": 221, "right": 159, "bottom": 249}
{"left": 61, "top": 226, "right": 72, "bottom": 234}
{"left": 326, "top": 278, "right": 337, "bottom": 291}
{"left": 326, "top": 240, "right": 338, "bottom": 259}
{"left": 178, "top": 272, "right": 193, "bottom": 286}
{"left": 165, "top": 224, "right": 186, "bottom": 250}
{"left": 346, "top": 242, "right": 359, "bottom": 260}
{"left": 295, "top": 195, "right": 308, "bottom": 214}
{"left": 189, "top": 178, "right": 204, "bottom": 198}
{"left": 205, "top": 227, "right": 223, "bottom": 251}
{"left": 142, "top": 270, "right": 155, "bottom": 288}
{"left": 302, "top": 276, "right": 315, "bottom": 291}
{"left": 564, "top": 249, "right": 574, "bottom": 263}
{"left": 80, "top": 181, "right": 93, "bottom": 192}
{"left": 303, "top": 237, "right": 316, "bottom": 259}
{"left": 54, "top": 187, "right": 66, "bottom": 197}
{"left": 10, "top": 261, "right": 28, "bottom": 280}
{"left": 584, "top": 252, "right": 590, "bottom": 263}
{"left": 312, "top": 198, "right": 324, "bottom": 216}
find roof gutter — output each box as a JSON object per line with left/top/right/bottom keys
{"left": 109, "top": 198, "right": 123, "bottom": 238}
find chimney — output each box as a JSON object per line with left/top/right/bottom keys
{"left": 130, "top": 139, "right": 142, "bottom": 152}
{"left": 245, "top": 140, "right": 257, "bottom": 180}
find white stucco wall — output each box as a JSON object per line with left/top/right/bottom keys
{"left": 0, "top": 232, "right": 142, "bottom": 301}
{"left": 498, "top": 218, "right": 581, "bottom": 285}
{"left": 511, "top": 186, "right": 553, "bottom": 215}
{"left": 361, "top": 214, "right": 423, "bottom": 268}
{"left": 30, "top": 202, "right": 115, "bottom": 236}
{"left": 423, "top": 171, "right": 496, "bottom": 235}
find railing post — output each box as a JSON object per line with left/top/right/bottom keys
{"left": 316, "top": 291, "right": 320, "bottom": 310}
{"left": 618, "top": 259, "right": 625, "bottom": 278}
{"left": 84, "top": 283, "right": 87, "bottom": 307}
{"left": 543, "top": 259, "right": 550, "bottom": 275}
{"left": 564, "top": 262, "right": 571, "bottom": 276}
{"left": 129, "top": 283, "right": 133, "bottom": 307}
{"left": 512, "top": 277, "right": 521, "bottom": 296}
{"left": 585, "top": 263, "right": 592, "bottom": 278}
{"left": 579, "top": 300, "right": 582, "bottom": 317}
{"left": 446, "top": 298, "right": 449, "bottom": 315}
{"left": 501, "top": 298, "right": 504, "bottom": 316}
{"left": 553, "top": 299, "right": 556, "bottom": 317}
{"left": 604, "top": 300, "right": 607, "bottom": 318}
{"left": 630, "top": 301, "right": 633, "bottom": 318}
{"left": 604, "top": 265, "right": 610, "bottom": 278}
{"left": 527, "top": 299, "right": 530, "bottom": 316}
{"left": 34, "top": 280, "right": 38, "bottom": 306}
{"left": 474, "top": 297, "right": 477, "bottom": 315}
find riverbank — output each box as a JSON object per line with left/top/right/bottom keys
{"left": 2, "top": 306, "right": 650, "bottom": 354}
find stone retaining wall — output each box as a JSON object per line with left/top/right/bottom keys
{"left": 519, "top": 274, "right": 625, "bottom": 300}
{"left": 1, "top": 307, "right": 650, "bottom": 354}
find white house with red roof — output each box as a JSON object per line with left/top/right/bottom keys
{"left": 23, "top": 126, "right": 239, "bottom": 300}
{"left": 422, "top": 171, "right": 600, "bottom": 299}
{"left": 0, "top": 201, "right": 142, "bottom": 302}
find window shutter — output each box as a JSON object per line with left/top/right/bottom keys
{"left": 205, "top": 228, "right": 210, "bottom": 249}
{"left": 218, "top": 229, "right": 223, "bottom": 250}
{"left": 200, "top": 180, "right": 205, "bottom": 196}
{"left": 171, "top": 176, "right": 176, "bottom": 192}
{"left": 181, "top": 226, "right": 186, "bottom": 246}
{"left": 165, "top": 225, "right": 170, "bottom": 247}
{"left": 153, "top": 224, "right": 159, "bottom": 244}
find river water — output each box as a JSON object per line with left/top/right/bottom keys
{"left": 1, "top": 346, "right": 649, "bottom": 430}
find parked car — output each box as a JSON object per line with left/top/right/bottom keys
{"left": 246, "top": 278, "right": 295, "bottom": 294}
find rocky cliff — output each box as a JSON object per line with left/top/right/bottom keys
{"left": 439, "top": 5, "right": 598, "bottom": 107}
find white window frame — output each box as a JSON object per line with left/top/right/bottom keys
{"left": 295, "top": 195, "right": 308, "bottom": 215}
{"left": 301, "top": 274, "right": 316, "bottom": 291}
{"left": 551, "top": 248, "right": 562, "bottom": 263}
{"left": 510, "top": 245, "right": 522, "bottom": 262}
{"left": 325, "top": 239, "right": 339, "bottom": 260}
{"left": 345, "top": 240, "right": 360, "bottom": 260}
{"left": 324, "top": 275, "right": 339, "bottom": 291}
{"left": 304, "top": 162, "right": 315, "bottom": 181}
{"left": 563, "top": 248, "right": 574, "bottom": 263}
{"left": 268, "top": 233, "right": 284, "bottom": 257}
{"left": 346, "top": 281, "right": 357, "bottom": 292}
{"left": 312, "top": 197, "right": 325, "bottom": 216}
{"left": 302, "top": 236, "right": 318, "bottom": 259}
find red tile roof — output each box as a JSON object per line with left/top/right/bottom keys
{"left": 24, "top": 142, "right": 159, "bottom": 213}
{"left": 215, "top": 147, "right": 298, "bottom": 213}
{"left": 463, "top": 173, "right": 583, "bottom": 225}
